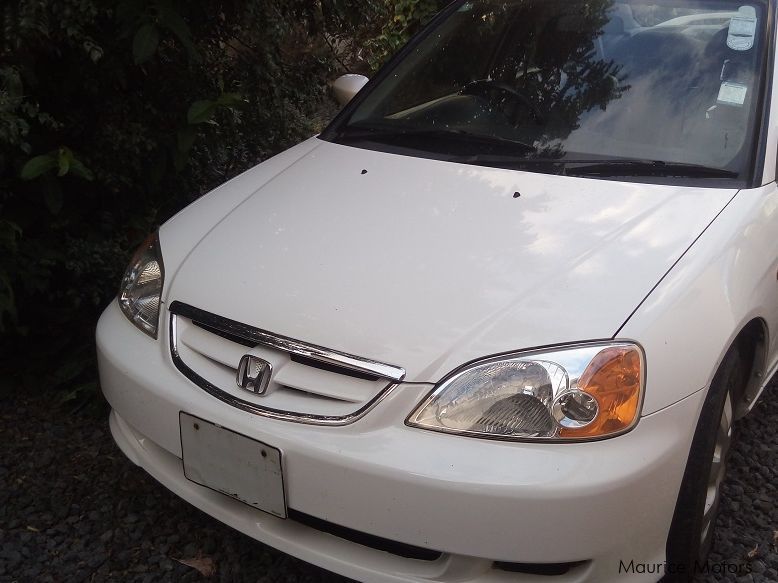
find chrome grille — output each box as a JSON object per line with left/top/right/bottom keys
{"left": 168, "top": 301, "right": 404, "bottom": 424}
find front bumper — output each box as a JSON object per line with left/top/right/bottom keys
{"left": 98, "top": 302, "right": 706, "bottom": 582}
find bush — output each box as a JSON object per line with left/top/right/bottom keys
{"left": 0, "top": 0, "right": 443, "bottom": 393}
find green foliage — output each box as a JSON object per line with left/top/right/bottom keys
{"left": 366, "top": 0, "right": 440, "bottom": 70}
{"left": 0, "top": 0, "right": 442, "bottom": 390}
{"left": 318, "top": 0, "right": 447, "bottom": 75}
{"left": 132, "top": 23, "right": 160, "bottom": 64}
{"left": 21, "top": 147, "right": 93, "bottom": 181}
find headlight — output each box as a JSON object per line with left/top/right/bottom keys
{"left": 118, "top": 233, "right": 164, "bottom": 339}
{"left": 407, "top": 342, "right": 644, "bottom": 441}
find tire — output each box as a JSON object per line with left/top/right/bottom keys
{"left": 664, "top": 345, "right": 742, "bottom": 582}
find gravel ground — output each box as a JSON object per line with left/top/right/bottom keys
{"left": 0, "top": 381, "right": 776, "bottom": 583}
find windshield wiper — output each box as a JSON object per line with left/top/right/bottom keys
{"left": 336, "top": 124, "right": 536, "bottom": 153}
{"left": 464, "top": 156, "right": 738, "bottom": 179}
{"left": 557, "top": 159, "right": 738, "bottom": 179}
{"left": 338, "top": 126, "right": 470, "bottom": 141}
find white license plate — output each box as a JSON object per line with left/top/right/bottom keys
{"left": 180, "top": 412, "right": 286, "bottom": 518}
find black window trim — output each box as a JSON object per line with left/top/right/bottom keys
{"left": 756, "top": 0, "right": 776, "bottom": 185}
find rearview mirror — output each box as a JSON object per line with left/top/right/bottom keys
{"left": 331, "top": 74, "right": 369, "bottom": 106}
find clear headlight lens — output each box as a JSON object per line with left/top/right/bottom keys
{"left": 407, "top": 343, "right": 644, "bottom": 441}
{"left": 118, "top": 233, "right": 164, "bottom": 338}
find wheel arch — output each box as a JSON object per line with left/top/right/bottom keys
{"left": 728, "top": 317, "right": 769, "bottom": 418}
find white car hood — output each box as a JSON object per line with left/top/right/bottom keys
{"left": 168, "top": 140, "right": 737, "bottom": 382}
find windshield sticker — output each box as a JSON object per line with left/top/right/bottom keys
{"left": 718, "top": 81, "right": 748, "bottom": 106}
{"left": 727, "top": 6, "right": 757, "bottom": 51}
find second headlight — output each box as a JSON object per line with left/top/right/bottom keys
{"left": 118, "top": 232, "right": 165, "bottom": 339}
{"left": 406, "top": 342, "right": 644, "bottom": 441}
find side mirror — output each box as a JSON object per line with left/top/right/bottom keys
{"left": 331, "top": 74, "right": 369, "bottom": 106}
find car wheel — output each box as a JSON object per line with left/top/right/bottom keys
{"left": 664, "top": 345, "right": 741, "bottom": 582}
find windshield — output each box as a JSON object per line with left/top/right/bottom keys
{"left": 325, "top": 0, "right": 768, "bottom": 184}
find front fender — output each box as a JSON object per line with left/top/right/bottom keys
{"left": 620, "top": 183, "right": 778, "bottom": 415}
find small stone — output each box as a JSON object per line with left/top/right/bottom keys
{"left": 0, "top": 549, "right": 22, "bottom": 565}
{"left": 751, "top": 560, "right": 766, "bottom": 574}
{"left": 202, "top": 537, "right": 216, "bottom": 554}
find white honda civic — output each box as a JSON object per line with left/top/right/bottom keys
{"left": 97, "top": 1, "right": 777, "bottom": 581}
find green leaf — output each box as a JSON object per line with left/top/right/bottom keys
{"left": 187, "top": 93, "right": 244, "bottom": 126}
{"left": 0, "top": 66, "right": 23, "bottom": 102}
{"left": 69, "top": 158, "right": 94, "bottom": 181}
{"left": 133, "top": 23, "right": 160, "bottom": 64}
{"left": 44, "top": 189, "right": 64, "bottom": 215}
{"left": 0, "top": 220, "right": 22, "bottom": 251}
{"left": 20, "top": 154, "right": 57, "bottom": 180}
{"left": 216, "top": 92, "right": 245, "bottom": 107}
{"left": 84, "top": 40, "right": 104, "bottom": 63}
{"left": 57, "top": 147, "right": 72, "bottom": 176}
{"left": 187, "top": 100, "right": 216, "bottom": 124}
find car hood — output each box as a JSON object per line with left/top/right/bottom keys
{"left": 167, "top": 140, "right": 737, "bottom": 382}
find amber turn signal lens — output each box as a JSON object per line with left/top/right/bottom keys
{"left": 559, "top": 346, "right": 642, "bottom": 438}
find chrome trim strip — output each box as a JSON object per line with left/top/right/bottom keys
{"left": 169, "top": 301, "right": 405, "bottom": 382}
{"left": 169, "top": 312, "right": 398, "bottom": 426}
